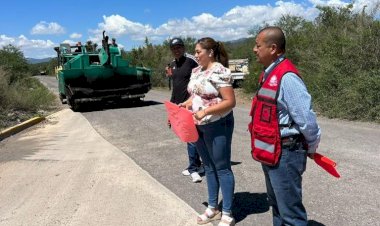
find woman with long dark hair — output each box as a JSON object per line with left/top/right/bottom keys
{"left": 181, "top": 37, "right": 236, "bottom": 226}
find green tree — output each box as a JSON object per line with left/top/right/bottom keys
{"left": 0, "top": 44, "right": 29, "bottom": 84}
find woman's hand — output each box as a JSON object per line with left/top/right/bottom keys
{"left": 194, "top": 109, "right": 207, "bottom": 121}
{"left": 179, "top": 98, "right": 193, "bottom": 110}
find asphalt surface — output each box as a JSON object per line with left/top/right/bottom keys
{"left": 79, "top": 88, "right": 380, "bottom": 226}
{"left": 2, "top": 76, "right": 380, "bottom": 226}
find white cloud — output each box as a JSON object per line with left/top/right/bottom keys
{"left": 17, "top": 35, "right": 55, "bottom": 49}
{"left": 89, "top": 2, "right": 321, "bottom": 47}
{"left": 31, "top": 21, "right": 65, "bottom": 35}
{"left": 0, "top": 34, "right": 16, "bottom": 46}
{"left": 70, "top": 33, "right": 82, "bottom": 39}
{"left": 82, "top": 1, "right": 378, "bottom": 50}
{"left": 0, "top": 34, "right": 55, "bottom": 49}
{"left": 92, "top": 14, "right": 154, "bottom": 37}
{"left": 308, "top": 0, "right": 347, "bottom": 7}
{"left": 61, "top": 40, "right": 77, "bottom": 45}
{"left": 0, "top": 34, "right": 57, "bottom": 58}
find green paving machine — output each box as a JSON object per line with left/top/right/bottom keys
{"left": 54, "top": 31, "right": 151, "bottom": 111}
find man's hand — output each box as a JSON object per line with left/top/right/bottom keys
{"left": 165, "top": 65, "right": 172, "bottom": 77}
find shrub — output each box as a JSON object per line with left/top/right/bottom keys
{"left": 0, "top": 45, "right": 58, "bottom": 129}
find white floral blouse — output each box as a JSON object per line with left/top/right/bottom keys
{"left": 187, "top": 62, "right": 233, "bottom": 125}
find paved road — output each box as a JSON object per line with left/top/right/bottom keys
{"left": 6, "top": 76, "right": 380, "bottom": 225}
{"left": 37, "top": 75, "right": 59, "bottom": 96}
{"left": 79, "top": 88, "right": 380, "bottom": 226}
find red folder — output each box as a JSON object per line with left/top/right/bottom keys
{"left": 314, "top": 153, "right": 340, "bottom": 178}
{"left": 164, "top": 101, "right": 199, "bottom": 142}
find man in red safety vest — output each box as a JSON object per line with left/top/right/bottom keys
{"left": 248, "top": 26, "right": 321, "bottom": 226}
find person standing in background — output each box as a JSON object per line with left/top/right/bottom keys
{"left": 74, "top": 42, "right": 82, "bottom": 53}
{"left": 249, "top": 26, "right": 321, "bottom": 226}
{"left": 166, "top": 37, "right": 204, "bottom": 183}
{"left": 110, "top": 38, "right": 118, "bottom": 47}
{"left": 181, "top": 37, "right": 236, "bottom": 226}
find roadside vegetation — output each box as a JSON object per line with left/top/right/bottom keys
{"left": 122, "top": 5, "right": 380, "bottom": 123}
{"left": 0, "top": 45, "right": 57, "bottom": 130}
{"left": 1, "top": 4, "right": 379, "bottom": 130}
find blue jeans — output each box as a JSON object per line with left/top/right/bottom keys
{"left": 187, "top": 142, "right": 201, "bottom": 173}
{"left": 195, "top": 112, "right": 235, "bottom": 215}
{"left": 262, "top": 144, "right": 308, "bottom": 226}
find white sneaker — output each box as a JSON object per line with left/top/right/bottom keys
{"left": 183, "top": 166, "right": 204, "bottom": 176}
{"left": 182, "top": 169, "right": 190, "bottom": 176}
{"left": 191, "top": 172, "right": 202, "bottom": 183}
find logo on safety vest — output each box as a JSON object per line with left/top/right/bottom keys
{"left": 269, "top": 75, "right": 278, "bottom": 87}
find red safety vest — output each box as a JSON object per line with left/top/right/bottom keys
{"left": 248, "top": 59, "right": 300, "bottom": 166}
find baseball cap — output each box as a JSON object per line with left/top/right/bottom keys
{"left": 170, "top": 37, "right": 184, "bottom": 47}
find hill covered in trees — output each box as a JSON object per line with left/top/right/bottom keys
{"left": 123, "top": 4, "right": 380, "bottom": 122}
{"left": 26, "top": 57, "right": 53, "bottom": 64}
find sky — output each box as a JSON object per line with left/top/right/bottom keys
{"left": 0, "top": 0, "right": 378, "bottom": 59}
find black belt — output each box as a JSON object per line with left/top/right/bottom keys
{"left": 281, "top": 134, "right": 301, "bottom": 147}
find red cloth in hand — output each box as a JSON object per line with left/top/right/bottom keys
{"left": 164, "top": 101, "right": 199, "bottom": 142}
{"left": 314, "top": 153, "right": 340, "bottom": 178}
